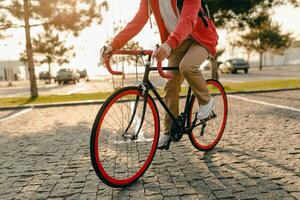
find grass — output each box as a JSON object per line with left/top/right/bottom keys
{"left": 221, "top": 79, "right": 300, "bottom": 93}
{"left": 0, "top": 92, "right": 113, "bottom": 107}
{"left": 0, "top": 79, "right": 299, "bottom": 107}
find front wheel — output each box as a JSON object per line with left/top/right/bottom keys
{"left": 90, "top": 86, "right": 160, "bottom": 188}
{"left": 188, "top": 79, "right": 228, "bottom": 151}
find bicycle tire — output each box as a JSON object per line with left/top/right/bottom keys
{"left": 188, "top": 79, "right": 228, "bottom": 151}
{"left": 90, "top": 86, "right": 160, "bottom": 188}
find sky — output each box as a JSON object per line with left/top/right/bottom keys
{"left": 0, "top": 0, "right": 300, "bottom": 74}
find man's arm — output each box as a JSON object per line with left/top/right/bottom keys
{"left": 110, "top": 0, "right": 149, "bottom": 50}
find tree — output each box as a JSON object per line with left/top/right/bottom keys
{"left": 208, "top": 0, "right": 300, "bottom": 29}
{"left": 235, "top": 12, "right": 292, "bottom": 70}
{"left": 106, "top": 39, "right": 144, "bottom": 89}
{"left": 21, "top": 29, "right": 74, "bottom": 83}
{"left": 211, "top": 48, "right": 225, "bottom": 80}
{"left": 0, "top": 0, "right": 108, "bottom": 97}
{"left": 24, "top": 0, "right": 37, "bottom": 97}
{"left": 105, "top": 23, "right": 144, "bottom": 89}
{"left": 206, "top": 0, "right": 297, "bottom": 75}
{"left": 0, "top": 1, "right": 9, "bottom": 39}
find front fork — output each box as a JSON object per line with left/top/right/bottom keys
{"left": 122, "top": 85, "right": 149, "bottom": 141}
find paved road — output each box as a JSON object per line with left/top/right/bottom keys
{"left": 0, "top": 66, "right": 299, "bottom": 98}
{"left": 0, "top": 90, "right": 299, "bottom": 200}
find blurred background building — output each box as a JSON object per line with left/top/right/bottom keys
{"left": 0, "top": 61, "right": 28, "bottom": 81}
{"left": 262, "top": 40, "right": 300, "bottom": 66}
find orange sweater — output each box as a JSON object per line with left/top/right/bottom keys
{"left": 110, "top": 0, "right": 218, "bottom": 56}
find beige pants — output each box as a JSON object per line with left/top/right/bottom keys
{"left": 163, "top": 38, "right": 210, "bottom": 133}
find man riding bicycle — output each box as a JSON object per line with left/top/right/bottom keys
{"left": 102, "top": 0, "right": 218, "bottom": 150}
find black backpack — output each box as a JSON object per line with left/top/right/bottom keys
{"left": 177, "top": 0, "right": 210, "bottom": 27}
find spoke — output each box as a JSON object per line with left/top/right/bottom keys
{"left": 110, "top": 104, "right": 125, "bottom": 128}
{"left": 106, "top": 112, "right": 123, "bottom": 130}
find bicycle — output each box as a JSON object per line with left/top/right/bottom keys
{"left": 90, "top": 49, "right": 228, "bottom": 188}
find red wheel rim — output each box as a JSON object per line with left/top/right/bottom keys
{"left": 190, "top": 80, "right": 227, "bottom": 150}
{"left": 94, "top": 90, "right": 159, "bottom": 186}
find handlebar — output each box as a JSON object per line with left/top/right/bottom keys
{"left": 103, "top": 49, "right": 173, "bottom": 79}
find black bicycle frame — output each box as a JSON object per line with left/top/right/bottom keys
{"left": 123, "top": 54, "right": 211, "bottom": 139}
{"left": 144, "top": 55, "right": 193, "bottom": 128}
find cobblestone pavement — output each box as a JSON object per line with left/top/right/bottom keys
{"left": 0, "top": 90, "right": 299, "bottom": 200}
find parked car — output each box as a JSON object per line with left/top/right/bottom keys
{"left": 79, "top": 69, "right": 87, "bottom": 78}
{"left": 55, "top": 68, "right": 80, "bottom": 84}
{"left": 79, "top": 69, "right": 89, "bottom": 81}
{"left": 219, "top": 58, "right": 250, "bottom": 74}
{"left": 39, "top": 71, "right": 54, "bottom": 81}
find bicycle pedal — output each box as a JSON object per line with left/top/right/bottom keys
{"left": 200, "top": 112, "right": 216, "bottom": 122}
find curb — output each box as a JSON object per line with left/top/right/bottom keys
{"left": 0, "top": 88, "right": 299, "bottom": 111}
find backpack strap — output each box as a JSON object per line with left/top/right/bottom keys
{"left": 202, "top": 0, "right": 211, "bottom": 18}
{"left": 177, "top": 0, "right": 209, "bottom": 27}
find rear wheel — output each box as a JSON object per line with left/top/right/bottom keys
{"left": 188, "top": 79, "right": 228, "bottom": 151}
{"left": 90, "top": 86, "right": 160, "bottom": 188}
{"left": 244, "top": 69, "right": 248, "bottom": 74}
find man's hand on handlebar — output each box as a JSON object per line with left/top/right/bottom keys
{"left": 100, "top": 45, "right": 113, "bottom": 67}
{"left": 101, "top": 45, "right": 113, "bottom": 58}
{"left": 152, "top": 43, "right": 172, "bottom": 62}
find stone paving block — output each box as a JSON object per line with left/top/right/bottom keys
{"left": 128, "top": 181, "right": 143, "bottom": 191}
{"left": 32, "top": 191, "right": 51, "bottom": 200}
{"left": 174, "top": 181, "right": 190, "bottom": 188}
{"left": 234, "top": 191, "right": 257, "bottom": 200}
{"left": 239, "top": 178, "right": 258, "bottom": 187}
{"left": 203, "top": 178, "right": 227, "bottom": 191}
{"left": 280, "top": 197, "right": 298, "bottom": 200}
{"left": 69, "top": 182, "right": 85, "bottom": 189}
{"left": 129, "top": 189, "right": 144, "bottom": 197}
{"left": 96, "top": 188, "right": 113, "bottom": 196}
{"left": 15, "top": 191, "right": 34, "bottom": 200}
{"left": 282, "top": 185, "right": 300, "bottom": 192}
{"left": 65, "top": 193, "right": 81, "bottom": 200}
{"left": 37, "top": 184, "right": 55, "bottom": 193}
{"left": 50, "top": 188, "right": 69, "bottom": 198}
{"left": 158, "top": 182, "right": 175, "bottom": 190}
{"left": 72, "top": 175, "right": 87, "bottom": 183}
{"left": 79, "top": 193, "right": 97, "bottom": 200}
{"left": 96, "top": 195, "right": 111, "bottom": 200}
{"left": 213, "top": 190, "right": 235, "bottom": 199}
{"left": 144, "top": 194, "right": 164, "bottom": 200}
{"left": 22, "top": 185, "right": 40, "bottom": 192}
{"left": 161, "top": 188, "right": 179, "bottom": 197}
{"left": 179, "top": 194, "right": 200, "bottom": 200}
{"left": 178, "top": 188, "right": 197, "bottom": 196}
{"left": 164, "top": 197, "right": 181, "bottom": 200}
{"left": 12, "top": 181, "right": 29, "bottom": 187}
{"left": 255, "top": 192, "right": 289, "bottom": 200}
{"left": 145, "top": 187, "right": 161, "bottom": 196}
{"left": 0, "top": 193, "right": 17, "bottom": 200}
{"left": 289, "top": 192, "right": 300, "bottom": 200}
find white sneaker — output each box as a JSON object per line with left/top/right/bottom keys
{"left": 157, "top": 134, "right": 171, "bottom": 150}
{"left": 197, "top": 99, "right": 214, "bottom": 120}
